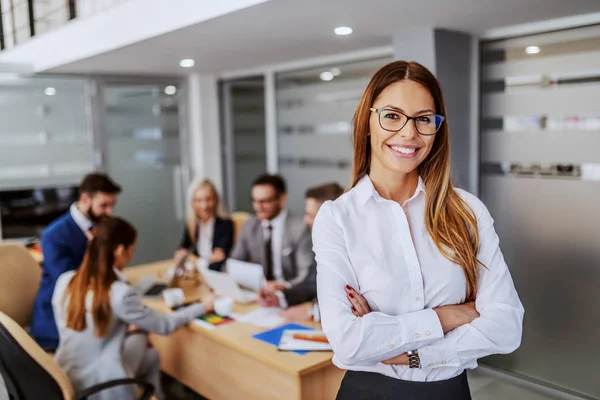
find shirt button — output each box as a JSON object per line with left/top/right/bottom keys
{"left": 389, "top": 344, "right": 395, "bottom": 349}
{"left": 412, "top": 266, "right": 417, "bottom": 271}
{"left": 426, "top": 331, "right": 431, "bottom": 336}
{"left": 442, "top": 360, "right": 447, "bottom": 365}
{"left": 429, "top": 362, "right": 435, "bottom": 367}
{"left": 415, "top": 333, "right": 421, "bottom": 338}
{"left": 415, "top": 296, "right": 421, "bottom": 301}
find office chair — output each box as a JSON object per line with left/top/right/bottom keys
{"left": 0, "top": 312, "right": 154, "bottom": 400}
{"left": 0, "top": 243, "right": 41, "bottom": 327}
{"left": 230, "top": 211, "right": 251, "bottom": 242}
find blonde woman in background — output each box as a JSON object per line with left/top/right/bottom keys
{"left": 175, "top": 179, "right": 233, "bottom": 271}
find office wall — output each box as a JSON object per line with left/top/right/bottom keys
{"left": 480, "top": 25, "right": 600, "bottom": 399}
{"left": 229, "top": 80, "right": 266, "bottom": 213}
{"left": 0, "top": 75, "right": 93, "bottom": 189}
{"left": 275, "top": 57, "right": 391, "bottom": 214}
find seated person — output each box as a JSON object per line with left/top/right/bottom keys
{"left": 31, "top": 173, "right": 121, "bottom": 350}
{"left": 230, "top": 174, "right": 316, "bottom": 307}
{"left": 52, "top": 217, "right": 214, "bottom": 400}
{"left": 264, "top": 182, "right": 344, "bottom": 321}
{"left": 175, "top": 179, "right": 234, "bottom": 271}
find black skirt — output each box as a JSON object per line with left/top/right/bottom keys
{"left": 336, "top": 370, "right": 471, "bottom": 400}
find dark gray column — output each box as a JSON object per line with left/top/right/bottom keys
{"left": 393, "top": 28, "right": 479, "bottom": 193}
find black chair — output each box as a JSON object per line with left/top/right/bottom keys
{"left": 0, "top": 312, "right": 155, "bottom": 400}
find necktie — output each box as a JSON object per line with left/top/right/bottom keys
{"left": 264, "top": 224, "right": 274, "bottom": 281}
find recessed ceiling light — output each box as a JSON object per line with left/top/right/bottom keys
{"left": 334, "top": 26, "right": 353, "bottom": 36}
{"left": 179, "top": 59, "right": 195, "bottom": 68}
{"left": 320, "top": 71, "right": 334, "bottom": 81}
{"left": 44, "top": 87, "right": 56, "bottom": 96}
{"left": 525, "top": 46, "right": 540, "bottom": 55}
{"left": 330, "top": 68, "right": 341, "bottom": 77}
{"left": 164, "top": 85, "right": 177, "bottom": 95}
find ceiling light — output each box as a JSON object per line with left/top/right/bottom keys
{"left": 525, "top": 46, "right": 540, "bottom": 55}
{"left": 334, "top": 26, "right": 353, "bottom": 36}
{"left": 320, "top": 71, "right": 334, "bottom": 81}
{"left": 164, "top": 85, "right": 177, "bottom": 95}
{"left": 330, "top": 68, "right": 341, "bottom": 76}
{"left": 179, "top": 59, "right": 195, "bottom": 68}
{"left": 44, "top": 87, "right": 56, "bottom": 96}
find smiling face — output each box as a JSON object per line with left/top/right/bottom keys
{"left": 369, "top": 79, "right": 437, "bottom": 177}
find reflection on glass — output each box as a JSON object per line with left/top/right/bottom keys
{"left": 275, "top": 57, "right": 392, "bottom": 213}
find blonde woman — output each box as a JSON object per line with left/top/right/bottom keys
{"left": 176, "top": 179, "right": 233, "bottom": 271}
{"left": 313, "top": 61, "right": 524, "bottom": 399}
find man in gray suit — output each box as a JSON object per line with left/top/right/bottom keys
{"left": 230, "top": 174, "right": 316, "bottom": 307}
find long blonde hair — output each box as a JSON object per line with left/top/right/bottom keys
{"left": 351, "top": 60, "right": 481, "bottom": 301}
{"left": 186, "top": 179, "right": 226, "bottom": 244}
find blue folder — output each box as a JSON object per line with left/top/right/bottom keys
{"left": 252, "top": 323, "right": 311, "bottom": 355}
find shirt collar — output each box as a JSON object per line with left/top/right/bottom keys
{"left": 199, "top": 217, "right": 215, "bottom": 229}
{"left": 113, "top": 268, "right": 127, "bottom": 283}
{"left": 70, "top": 202, "right": 93, "bottom": 233}
{"left": 355, "top": 175, "right": 426, "bottom": 205}
{"left": 262, "top": 209, "right": 288, "bottom": 229}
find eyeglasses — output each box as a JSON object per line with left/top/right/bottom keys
{"left": 370, "top": 107, "right": 445, "bottom": 136}
{"left": 251, "top": 196, "right": 278, "bottom": 206}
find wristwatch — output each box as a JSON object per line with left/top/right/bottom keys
{"left": 406, "top": 350, "right": 421, "bottom": 369}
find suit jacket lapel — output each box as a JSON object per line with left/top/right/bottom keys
{"left": 211, "top": 217, "right": 220, "bottom": 249}
{"left": 281, "top": 214, "right": 294, "bottom": 279}
{"left": 253, "top": 220, "right": 267, "bottom": 275}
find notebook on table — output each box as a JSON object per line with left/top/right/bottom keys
{"left": 278, "top": 329, "right": 332, "bottom": 352}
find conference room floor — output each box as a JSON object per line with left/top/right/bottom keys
{"left": 164, "top": 368, "right": 565, "bottom": 400}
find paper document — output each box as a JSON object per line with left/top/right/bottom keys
{"left": 232, "top": 307, "right": 284, "bottom": 328}
{"left": 278, "top": 329, "right": 332, "bottom": 351}
{"left": 226, "top": 259, "right": 265, "bottom": 291}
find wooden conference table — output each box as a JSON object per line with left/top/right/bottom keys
{"left": 124, "top": 260, "right": 344, "bottom": 400}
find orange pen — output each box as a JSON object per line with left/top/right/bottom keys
{"left": 292, "top": 333, "right": 329, "bottom": 343}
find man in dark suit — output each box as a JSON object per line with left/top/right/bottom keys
{"left": 30, "top": 173, "right": 121, "bottom": 350}
{"left": 230, "top": 174, "right": 316, "bottom": 307}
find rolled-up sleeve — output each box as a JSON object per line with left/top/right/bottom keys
{"left": 418, "top": 206, "right": 524, "bottom": 369}
{"left": 314, "top": 202, "right": 444, "bottom": 366}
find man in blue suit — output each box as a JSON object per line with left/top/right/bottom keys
{"left": 30, "top": 173, "right": 121, "bottom": 350}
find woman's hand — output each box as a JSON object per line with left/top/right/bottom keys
{"left": 382, "top": 353, "right": 409, "bottom": 365}
{"left": 434, "top": 301, "right": 480, "bottom": 333}
{"left": 201, "top": 293, "right": 216, "bottom": 313}
{"left": 209, "top": 248, "right": 226, "bottom": 264}
{"left": 345, "top": 285, "right": 371, "bottom": 317}
{"left": 174, "top": 249, "right": 189, "bottom": 264}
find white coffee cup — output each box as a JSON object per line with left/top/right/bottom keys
{"left": 196, "top": 258, "right": 209, "bottom": 272}
{"left": 214, "top": 297, "right": 234, "bottom": 317}
{"left": 162, "top": 288, "right": 185, "bottom": 308}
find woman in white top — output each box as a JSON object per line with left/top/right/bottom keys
{"left": 313, "top": 60, "right": 524, "bottom": 399}
{"left": 53, "top": 217, "right": 214, "bottom": 400}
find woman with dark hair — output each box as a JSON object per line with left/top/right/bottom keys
{"left": 52, "top": 217, "right": 214, "bottom": 400}
{"left": 313, "top": 61, "right": 524, "bottom": 399}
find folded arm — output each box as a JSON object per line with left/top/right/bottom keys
{"left": 417, "top": 207, "right": 524, "bottom": 369}
{"left": 314, "top": 203, "right": 445, "bottom": 366}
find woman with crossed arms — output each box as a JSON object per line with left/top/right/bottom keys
{"left": 313, "top": 60, "right": 524, "bottom": 399}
